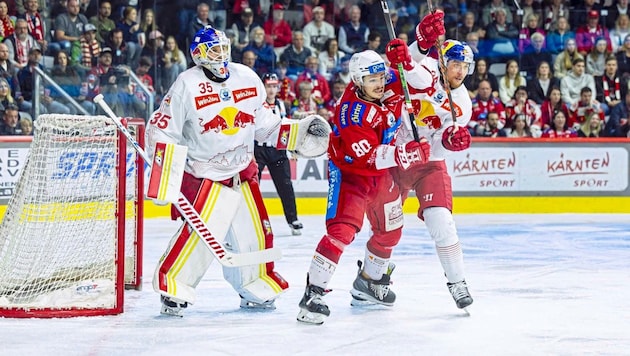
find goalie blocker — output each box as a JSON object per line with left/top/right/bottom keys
{"left": 275, "top": 114, "right": 331, "bottom": 158}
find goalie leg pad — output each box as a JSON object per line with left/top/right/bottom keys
{"left": 222, "top": 180, "right": 289, "bottom": 304}
{"left": 423, "top": 207, "right": 465, "bottom": 283}
{"left": 153, "top": 179, "right": 240, "bottom": 303}
{"left": 146, "top": 141, "right": 188, "bottom": 204}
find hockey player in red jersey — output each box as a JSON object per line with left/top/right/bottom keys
{"left": 297, "top": 50, "right": 431, "bottom": 325}
{"left": 385, "top": 10, "right": 474, "bottom": 311}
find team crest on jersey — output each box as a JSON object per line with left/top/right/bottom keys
{"left": 162, "top": 94, "right": 171, "bottom": 106}
{"left": 195, "top": 93, "right": 220, "bottom": 109}
{"left": 433, "top": 90, "right": 445, "bottom": 103}
{"left": 339, "top": 102, "right": 350, "bottom": 128}
{"left": 220, "top": 88, "right": 231, "bottom": 101}
{"left": 350, "top": 102, "right": 365, "bottom": 126}
{"left": 387, "top": 112, "right": 396, "bottom": 127}
{"left": 233, "top": 87, "right": 257, "bottom": 103}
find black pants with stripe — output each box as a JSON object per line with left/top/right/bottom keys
{"left": 254, "top": 143, "right": 298, "bottom": 225}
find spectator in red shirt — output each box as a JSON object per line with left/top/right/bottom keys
{"left": 569, "top": 86, "right": 604, "bottom": 129}
{"left": 295, "top": 56, "right": 331, "bottom": 103}
{"left": 470, "top": 79, "right": 507, "bottom": 134}
{"left": 263, "top": 4, "right": 292, "bottom": 51}
{"left": 540, "top": 86, "right": 570, "bottom": 131}
{"left": 541, "top": 110, "right": 578, "bottom": 138}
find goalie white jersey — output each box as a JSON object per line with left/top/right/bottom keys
{"left": 146, "top": 63, "right": 282, "bottom": 181}
{"left": 397, "top": 46, "right": 472, "bottom": 161}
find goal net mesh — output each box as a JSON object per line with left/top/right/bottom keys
{"left": 0, "top": 115, "right": 132, "bottom": 315}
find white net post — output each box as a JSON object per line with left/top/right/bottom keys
{"left": 0, "top": 115, "right": 141, "bottom": 318}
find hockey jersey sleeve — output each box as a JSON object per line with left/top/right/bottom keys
{"left": 145, "top": 77, "right": 189, "bottom": 163}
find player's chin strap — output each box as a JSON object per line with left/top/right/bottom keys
{"left": 93, "top": 94, "right": 281, "bottom": 267}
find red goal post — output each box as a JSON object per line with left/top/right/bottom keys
{"left": 0, "top": 115, "right": 144, "bottom": 318}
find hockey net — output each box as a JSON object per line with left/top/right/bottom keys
{"left": 0, "top": 115, "right": 144, "bottom": 318}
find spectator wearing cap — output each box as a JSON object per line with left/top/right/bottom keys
{"left": 302, "top": 6, "right": 335, "bottom": 54}
{"left": 264, "top": 3, "right": 292, "bottom": 54}
{"left": 80, "top": 23, "right": 100, "bottom": 69}
{"left": 51, "top": 0, "right": 88, "bottom": 58}
{"left": 231, "top": 7, "right": 262, "bottom": 51}
{"left": 116, "top": 6, "right": 141, "bottom": 69}
{"left": 186, "top": 2, "right": 213, "bottom": 56}
{"left": 243, "top": 27, "right": 276, "bottom": 74}
{"left": 86, "top": 46, "right": 113, "bottom": 100}
{"left": 570, "top": 0, "right": 601, "bottom": 31}
{"left": 19, "top": 0, "right": 47, "bottom": 53}
{"left": 232, "top": 0, "right": 263, "bottom": 23}
{"left": 4, "top": 18, "right": 40, "bottom": 71}
{"left": 576, "top": 10, "right": 611, "bottom": 56}
{"left": 89, "top": 1, "right": 115, "bottom": 45}
{"left": 17, "top": 47, "right": 72, "bottom": 116}
{"left": 254, "top": 71, "right": 303, "bottom": 235}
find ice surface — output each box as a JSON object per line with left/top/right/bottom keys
{"left": 1, "top": 214, "right": 629, "bottom": 355}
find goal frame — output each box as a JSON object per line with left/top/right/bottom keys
{"left": 0, "top": 117, "right": 144, "bottom": 318}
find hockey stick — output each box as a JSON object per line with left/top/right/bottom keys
{"left": 380, "top": 0, "right": 419, "bottom": 142}
{"left": 93, "top": 94, "right": 281, "bottom": 267}
{"left": 427, "top": 0, "right": 459, "bottom": 126}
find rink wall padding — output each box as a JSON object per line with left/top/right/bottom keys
{"left": 2, "top": 137, "right": 630, "bottom": 218}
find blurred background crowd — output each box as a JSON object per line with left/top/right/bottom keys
{"left": 0, "top": 0, "right": 628, "bottom": 139}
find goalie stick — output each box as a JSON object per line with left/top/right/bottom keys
{"left": 380, "top": 0, "right": 420, "bottom": 142}
{"left": 93, "top": 94, "right": 282, "bottom": 267}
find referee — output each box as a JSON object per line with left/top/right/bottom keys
{"left": 255, "top": 73, "right": 303, "bottom": 235}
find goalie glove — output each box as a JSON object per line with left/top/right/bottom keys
{"left": 276, "top": 114, "right": 332, "bottom": 158}
{"left": 442, "top": 125, "right": 471, "bottom": 152}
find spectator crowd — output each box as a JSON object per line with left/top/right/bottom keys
{"left": 0, "top": 0, "right": 628, "bottom": 138}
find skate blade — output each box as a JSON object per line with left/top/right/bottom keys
{"left": 291, "top": 229, "right": 302, "bottom": 236}
{"left": 462, "top": 306, "right": 471, "bottom": 316}
{"left": 240, "top": 303, "right": 276, "bottom": 311}
{"left": 350, "top": 296, "right": 376, "bottom": 307}
{"left": 296, "top": 308, "right": 326, "bottom": 325}
{"left": 160, "top": 307, "right": 184, "bottom": 317}
{"left": 349, "top": 289, "right": 394, "bottom": 307}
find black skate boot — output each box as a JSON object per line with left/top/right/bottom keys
{"left": 160, "top": 295, "right": 188, "bottom": 317}
{"left": 447, "top": 280, "right": 473, "bottom": 309}
{"left": 289, "top": 220, "right": 303, "bottom": 236}
{"left": 350, "top": 260, "right": 396, "bottom": 307}
{"left": 297, "top": 276, "right": 330, "bottom": 325}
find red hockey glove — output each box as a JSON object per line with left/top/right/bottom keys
{"left": 442, "top": 125, "right": 471, "bottom": 152}
{"left": 386, "top": 38, "right": 414, "bottom": 71}
{"left": 395, "top": 140, "right": 430, "bottom": 170}
{"left": 415, "top": 10, "right": 445, "bottom": 50}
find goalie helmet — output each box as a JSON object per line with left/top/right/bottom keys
{"left": 190, "top": 25, "right": 231, "bottom": 79}
{"left": 349, "top": 50, "right": 387, "bottom": 87}
{"left": 441, "top": 40, "right": 475, "bottom": 75}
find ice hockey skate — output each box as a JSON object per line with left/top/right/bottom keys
{"left": 160, "top": 295, "right": 188, "bottom": 317}
{"left": 297, "top": 277, "right": 330, "bottom": 325}
{"left": 289, "top": 220, "right": 303, "bottom": 235}
{"left": 240, "top": 296, "right": 276, "bottom": 310}
{"left": 447, "top": 280, "right": 473, "bottom": 311}
{"left": 350, "top": 260, "right": 396, "bottom": 307}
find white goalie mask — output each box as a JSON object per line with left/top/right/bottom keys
{"left": 190, "top": 26, "right": 231, "bottom": 79}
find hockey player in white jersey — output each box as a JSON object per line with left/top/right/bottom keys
{"left": 384, "top": 10, "right": 474, "bottom": 311}
{"left": 145, "top": 25, "right": 329, "bottom": 316}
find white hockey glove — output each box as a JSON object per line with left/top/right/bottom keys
{"left": 276, "top": 114, "right": 331, "bottom": 158}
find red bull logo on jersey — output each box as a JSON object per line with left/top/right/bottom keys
{"left": 199, "top": 107, "right": 255, "bottom": 135}
{"left": 415, "top": 99, "right": 442, "bottom": 130}
{"left": 195, "top": 93, "right": 220, "bottom": 109}
{"left": 233, "top": 87, "right": 257, "bottom": 103}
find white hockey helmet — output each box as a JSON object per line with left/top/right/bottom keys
{"left": 349, "top": 50, "right": 387, "bottom": 87}
{"left": 441, "top": 40, "right": 475, "bottom": 75}
{"left": 190, "top": 25, "right": 231, "bottom": 79}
